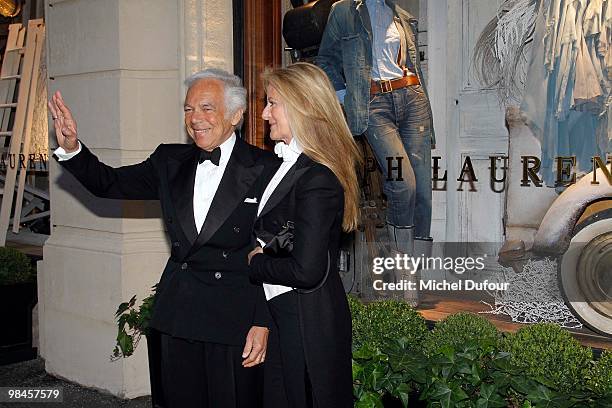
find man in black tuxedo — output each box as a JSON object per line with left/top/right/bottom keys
{"left": 48, "top": 68, "right": 279, "bottom": 408}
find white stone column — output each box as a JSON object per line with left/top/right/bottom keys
{"left": 41, "top": 0, "right": 180, "bottom": 398}
{"left": 182, "top": 0, "right": 233, "bottom": 76}
{"left": 41, "top": 0, "right": 235, "bottom": 397}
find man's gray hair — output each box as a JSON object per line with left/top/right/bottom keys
{"left": 185, "top": 68, "right": 247, "bottom": 122}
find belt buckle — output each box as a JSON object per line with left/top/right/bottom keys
{"left": 379, "top": 79, "right": 392, "bottom": 93}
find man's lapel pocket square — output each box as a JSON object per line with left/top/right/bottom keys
{"left": 244, "top": 197, "right": 258, "bottom": 203}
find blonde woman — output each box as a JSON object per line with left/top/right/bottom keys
{"left": 247, "top": 62, "right": 361, "bottom": 408}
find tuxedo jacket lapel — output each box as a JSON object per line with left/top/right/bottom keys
{"left": 168, "top": 146, "right": 200, "bottom": 244}
{"left": 257, "top": 154, "right": 314, "bottom": 220}
{"left": 188, "top": 138, "right": 264, "bottom": 255}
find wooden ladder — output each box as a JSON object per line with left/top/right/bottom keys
{"left": 0, "top": 19, "right": 46, "bottom": 247}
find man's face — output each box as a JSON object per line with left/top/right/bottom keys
{"left": 184, "top": 78, "right": 242, "bottom": 151}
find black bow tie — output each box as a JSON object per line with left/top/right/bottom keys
{"left": 198, "top": 147, "right": 221, "bottom": 166}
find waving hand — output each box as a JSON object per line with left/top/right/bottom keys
{"left": 48, "top": 90, "right": 79, "bottom": 152}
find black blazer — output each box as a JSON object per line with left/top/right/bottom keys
{"left": 58, "top": 138, "right": 280, "bottom": 346}
{"left": 250, "top": 154, "right": 353, "bottom": 407}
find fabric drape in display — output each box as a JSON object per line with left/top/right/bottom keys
{"left": 521, "top": 0, "right": 612, "bottom": 185}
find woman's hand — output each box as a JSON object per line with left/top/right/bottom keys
{"left": 241, "top": 325, "right": 269, "bottom": 367}
{"left": 248, "top": 246, "right": 264, "bottom": 265}
{"left": 48, "top": 90, "right": 79, "bottom": 152}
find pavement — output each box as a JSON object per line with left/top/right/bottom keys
{"left": 0, "top": 358, "right": 151, "bottom": 408}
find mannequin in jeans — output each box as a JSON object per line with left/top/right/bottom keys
{"left": 316, "top": 0, "right": 434, "bottom": 305}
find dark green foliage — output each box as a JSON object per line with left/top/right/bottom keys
{"left": 425, "top": 312, "right": 500, "bottom": 357}
{"left": 500, "top": 323, "right": 593, "bottom": 392}
{"left": 350, "top": 305, "right": 608, "bottom": 407}
{"left": 350, "top": 297, "right": 428, "bottom": 351}
{"left": 347, "top": 294, "right": 366, "bottom": 316}
{"left": 418, "top": 342, "right": 514, "bottom": 408}
{"left": 0, "top": 247, "right": 34, "bottom": 285}
{"left": 588, "top": 350, "right": 612, "bottom": 397}
{"left": 111, "top": 287, "right": 156, "bottom": 359}
{"left": 353, "top": 334, "right": 607, "bottom": 407}
{"left": 352, "top": 338, "right": 424, "bottom": 408}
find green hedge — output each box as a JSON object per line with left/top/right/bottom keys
{"left": 500, "top": 323, "right": 593, "bottom": 392}
{"left": 350, "top": 297, "right": 428, "bottom": 351}
{"left": 0, "top": 247, "right": 34, "bottom": 285}
{"left": 349, "top": 297, "right": 609, "bottom": 407}
{"left": 425, "top": 312, "right": 500, "bottom": 356}
{"left": 589, "top": 350, "right": 612, "bottom": 396}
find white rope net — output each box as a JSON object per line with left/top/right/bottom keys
{"left": 482, "top": 258, "right": 583, "bottom": 329}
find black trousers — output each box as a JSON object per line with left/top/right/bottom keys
{"left": 265, "top": 291, "right": 315, "bottom": 408}
{"left": 159, "top": 333, "right": 263, "bottom": 408}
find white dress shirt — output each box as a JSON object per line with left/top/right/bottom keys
{"left": 54, "top": 142, "right": 83, "bottom": 161}
{"left": 367, "top": 0, "right": 404, "bottom": 81}
{"left": 54, "top": 133, "right": 237, "bottom": 234}
{"left": 194, "top": 134, "right": 236, "bottom": 233}
{"left": 257, "top": 138, "right": 303, "bottom": 301}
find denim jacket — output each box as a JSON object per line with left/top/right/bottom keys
{"left": 315, "top": 0, "right": 435, "bottom": 147}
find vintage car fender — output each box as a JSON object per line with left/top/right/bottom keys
{"left": 533, "top": 168, "right": 611, "bottom": 256}
{"left": 533, "top": 168, "right": 612, "bottom": 336}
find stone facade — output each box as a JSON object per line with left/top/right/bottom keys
{"left": 40, "top": 0, "right": 233, "bottom": 397}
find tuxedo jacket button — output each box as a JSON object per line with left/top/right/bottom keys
{"left": 214, "top": 272, "right": 222, "bottom": 279}
{"left": 173, "top": 241, "right": 180, "bottom": 247}
{"left": 222, "top": 251, "right": 229, "bottom": 259}
{"left": 233, "top": 226, "right": 240, "bottom": 233}
{"left": 181, "top": 262, "right": 188, "bottom": 270}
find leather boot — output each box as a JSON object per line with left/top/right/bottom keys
{"left": 386, "top": 224, "right": 418, "bottom": 306}
{"left": 413, "top": 237, "right": 433, "bottom": 306}
{"left": 414, "top": 237, "right": 433, "bottom": 262}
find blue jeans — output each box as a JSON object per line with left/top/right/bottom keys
{"left": 364, "top": 85, "right": 432, "bottom": 238}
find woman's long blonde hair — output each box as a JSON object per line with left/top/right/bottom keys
{"left": 262, "top": 63, "right": 362, "bottom": 232}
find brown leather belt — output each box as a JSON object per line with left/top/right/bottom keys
{"left": 370, "top": 75, "right": 420, "bottom": 95}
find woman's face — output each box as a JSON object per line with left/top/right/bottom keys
{"left": 262, "top": 86, "right": 292, "bottom": 144}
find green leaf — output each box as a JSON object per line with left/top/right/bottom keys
{"left": 429, "top": 381, "right": 452, "bottom": 408}
{"left": 364, "top": 362, "right": 387, "bottom": 391}
{"left": 489, "top": 370, "right": 511, "bottom": 391}
{"left": 354, "top": 344, "right": 381, "bottom": 361}
{"left": 117, "top": 331, "right": 134, "bottom": 357}
{"left": 356, "top": 391, "right": 384, "bottom": 408}
{"left": 112, "top": 291, "right": 156, "bottom": 359}
{"left": 117, "top": 314, "right": 129, "bottom": 329}
{"left": 391, "top": 382, "right": 411, "bottom": 407}
{"left": 527, "top": 384, "right": 553, "bottom": 404}
{"left": 457, "top": 349, "right": 478, "bottom": 362}
{"left": 441, "top": 365, "right": 455, "bottom": 379}
{"left": 380, "top": 371, "right": 405, "bottom": 394}
{"left": 389, "top": 353, "right": 427, "bottom": 377}
{"left": 353, "top": 360, "right": 365, "bottom": 381}
{"left": 115, "top": 301, "right": 131, "bottom": 317}
{"left": 449, "top": 383, "right": 469, "bottom": 403}
{"left": 353, "top": 383, "right": 363, "bottom": 400}
{"left": 456, "top": 361, "right": 474, "bottom": 376}
{"left": 511, "top": 374, "right": 539, "bottom": 395}
{"left": 479, "top": 383, "right": 497, "bottom": 399}
{"left": 440, "top": 345, "right": 457, "bottom": 363}
{"left": 476, "top": 383, "right": 507, "bottom": 408}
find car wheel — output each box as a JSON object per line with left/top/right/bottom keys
{"left": 559, "top": 204, "right": 612, "bottom": 336}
